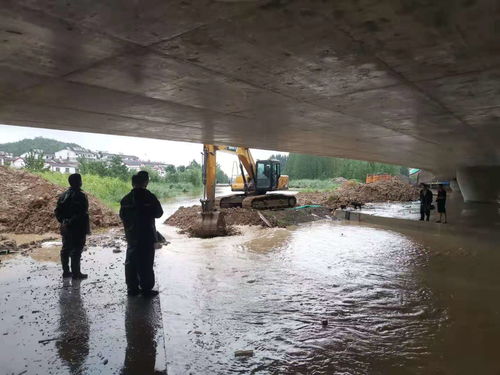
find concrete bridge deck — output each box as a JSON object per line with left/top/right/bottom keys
{"left": 1, "top": 0, "right": 499, "bottom": 201}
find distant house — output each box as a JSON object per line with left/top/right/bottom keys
{"left": 3, "top": 144, "right": 168, "bottom": 177}
{"left": 123, "top": 160, "right": 143, "bottom": 172}
{"left": 11, "top": 157, "right": 26, "bottom": 169}
{"left": 0, "top": 151, "right": 13, "bottom": 166}
{"left": 142, "top": 162, "right": 168, "bottom": 177}
{"left": 121, "top": 160, "right": 167, "bottom": 177}
{"left": 45, "top": 160, "right": 79, "bottom": 174}
{"left": 98, "top": 152, "right": 139, "bottom": 161}
{"left": 55, "top": 147, "right": 97, "bottom": 161}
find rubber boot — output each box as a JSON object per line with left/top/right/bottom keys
{"left": 71, "top": 256, "right": 88, "bottom": 280}
{"left": 61, "top": 253, "right": 72, "bottom": 278}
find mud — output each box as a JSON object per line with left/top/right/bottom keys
{"left": 0, "top": 166, "right": 120, "bottom": 234}
{"left": 165, "top": 205, "right": 335, "bottom": 236}
{"left": 298, "top": 177, "right": 419, "bottom": 208}
{"left": 0, "top": 233, "right": 59, "bottom": 260}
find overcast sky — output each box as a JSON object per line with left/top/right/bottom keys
{"left": 0, "top": 124, "right": 285, "bottom": 176}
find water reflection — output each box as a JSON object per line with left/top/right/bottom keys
{"left": 122, "top": 297, "right": 166, "bottom": 375}
{"left": 57, "top": 279, "right": 89, "bottom": 374}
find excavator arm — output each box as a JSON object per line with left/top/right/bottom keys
{"left": 215, "top": 145, "right": 256, "bottom": 183}
{"left": 194, "top": 144, "right": 227, "bottom": 238}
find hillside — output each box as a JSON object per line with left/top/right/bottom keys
{"left": 0, "top": 137, "right": 81, "bottom": 156}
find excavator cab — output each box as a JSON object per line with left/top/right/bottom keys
{"left": 255, "top": 160, "right": 281, "bottom": 194}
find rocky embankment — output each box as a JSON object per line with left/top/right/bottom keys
{"left": 298, "top": 177, "right": 419, "bottom": 208}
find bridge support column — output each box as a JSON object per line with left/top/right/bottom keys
{"left": 456, "top": 166, "right": 500, "bottom": 203}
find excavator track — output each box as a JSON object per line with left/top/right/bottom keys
{"left": 242, "top": 194, "right": 297, "bottom": 210}
{"left": 216, "top": 194, "right": 246, "bottom": 209}
{"left": 218, "top": 194, "right": 296, "bottom": 210}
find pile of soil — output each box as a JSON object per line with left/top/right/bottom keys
{"left": 0, "top": 167, "right": 120, "bottom": 234}
{"left": 165, "top": 206, "right": 263, "bottom": 232}
{"left": 297, "top": 177, "right": 419, "bottom": 208}
{"left": 165, "top": 205, "right": 335, "bottom": 236}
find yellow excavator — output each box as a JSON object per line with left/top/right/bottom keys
{"left": 195, "top": 144, "right": 296, "bottom": 237}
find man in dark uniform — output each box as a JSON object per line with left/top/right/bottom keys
{"left": 55, "top": 173, "right": 90, "bottom": 279}
{"left": 120, "top": 172, "right": 163, "bottom": 297}
{"left": 436, "top": 184, "right": 447, "bottom": 223}
{"left": 419, "top": 183, "right": 433, "bottom": 222}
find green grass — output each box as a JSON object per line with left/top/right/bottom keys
{"left": 288, "top": 179, "right": 341, "bottom": 192}
{"left": 36, "top": 171, "right": 202, "bottom": 211}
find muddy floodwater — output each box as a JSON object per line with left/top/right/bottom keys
{"left": 157, "top": 219, "right": 500, "bottom": 374}
{"left": 1, "top": 191, "right": 499, "bottom": 374}
{"left": 359, "top": 201, "right": 420, "bottom": 220}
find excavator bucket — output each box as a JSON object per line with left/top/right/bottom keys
{"left": 192, "top": 210, "right": 227, "bottom": 238}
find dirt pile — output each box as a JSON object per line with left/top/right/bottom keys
{"left": 297, "top": 177, "right": 419, "bottom": 208}
{"left": 0, "top": 167, "right": 120, "bottom": 234}
{"left": 165, "top": 205, "right": 335, "bottom": 236}
{"left": 165, "top": 206, "right": 263, "bottom": 235}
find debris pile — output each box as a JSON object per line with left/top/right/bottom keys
{"left": 165, "top": 205, "right": 335, "bottom": 236}
{"left": 298, "top": 177, "right": 419, "bottom": 208}
{"left": 0, "top": 167, "right": 120, "bottom": 234}
{"left": 165, "top": 206, "right": 262, "bottom": 236}
{"left": 332, "top": 177, "right": 348, "bottom": 184}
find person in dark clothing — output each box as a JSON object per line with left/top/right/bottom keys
{"left": 436, "top": 184, "right": 447, "bottom": 223}
{"left": 120, "top": 172, "right": 163, "bottom": 297}
{"left": 419, "top": 183, "right": 433, "bottom": 222}
{"left": 55, "top": 173, "right": 90, "bottom": 279}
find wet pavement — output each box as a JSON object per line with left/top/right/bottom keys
{"left": 0, "top": 243, "right": 167, "bottom": 375}
{"left": 1, "top": 191, "right": 500, "bottom": 374}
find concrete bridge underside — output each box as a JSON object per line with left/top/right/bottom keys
{"left": 1, "top": 0, "right": 499, "bottom": 201}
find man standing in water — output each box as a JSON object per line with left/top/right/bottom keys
{"left": 120, "top": 172, "right": 163, "bottom": 297}
{"left": 419, "top": 183, "right": 433, "bottom": 222}
{"left": 55, "top": 173, "right": 90, "bottom": 279}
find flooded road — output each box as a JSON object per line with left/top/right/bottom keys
{"left": 1, "top": 190, "right": 499, "bottom": 374}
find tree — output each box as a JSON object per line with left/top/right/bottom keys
{"left": 216, "top": 163, "right": 229, "bottom": 184}
{"left": 78, "top": 158, "right": 108, "bottom": 177}
{"left": 77, "top": 156, "right": 130, "bottom": 181}
{"left": 285, "top": 153, "right": 405, "bottom": 180}
{"left": 0, "top": 137, "right": 80, "bottom": 156}
{"left": 108, "top": 156, "right": 130, "bottom": 180}
{"left": 25, "top": 151, "right": 46, "bottom": 171}
{"left": 269, "top": 153, "right": 289, "bottom": 173}
{"left": 188, "top": 160, "right": 200, "bottom": 169}
{"left": 164, "top": 164, "right": 176, "bottom": 174}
